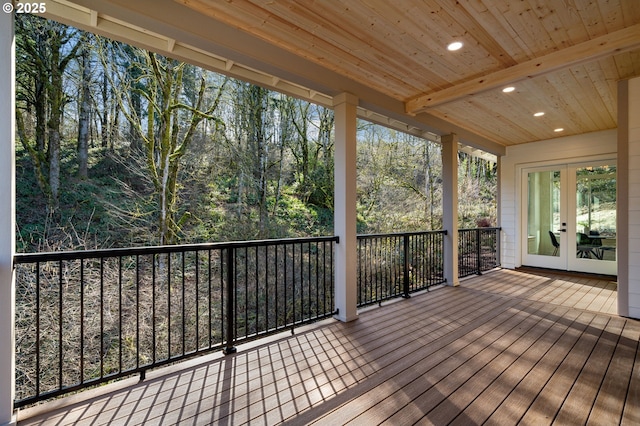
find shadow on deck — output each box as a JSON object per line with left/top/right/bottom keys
{"left": 18, "top": 268, "right": 638, "bottom": 425}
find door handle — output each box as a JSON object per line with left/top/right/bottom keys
{"left": 560, "top": 229, "right": 567, "bottom": 232}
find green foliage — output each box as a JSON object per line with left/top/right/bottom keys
{"left": 15, "top": 19, "right": 497, "bottom": 252}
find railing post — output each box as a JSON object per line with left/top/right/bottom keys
{"left": 496, "top": 228, "right": 501, "bottom": 267}
{"left": 403, "top": 234, "right": 410, "bottom": 298}
{"left": 442, "top": 134, "right": 459, "bottom": 286}
{"left": 476, "top": 228, "right": 482, "bottom": 275}
{"left": 223, "top": 247, "right": 236, "bottom": 355}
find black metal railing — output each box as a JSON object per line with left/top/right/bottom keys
{"left": 458, "top": 227, "right": 501, "bottom": 278}
{"left": 13, "top": 227, "right": 501, "bottom": 407}
{"left": 356, "top": 231, "right": 446, "bottom": 307}
{"left": 13, "top": 236, "right": 338, "bottom": 408}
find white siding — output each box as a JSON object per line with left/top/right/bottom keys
{"left": 627, "top": 78, "right": 640, "bottom": 318}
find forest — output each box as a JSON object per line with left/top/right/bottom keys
{"left": 14, "top": 14, "right": 497, "bottom": 254}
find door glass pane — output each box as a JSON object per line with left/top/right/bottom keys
{"left": 575, "top": 165, "right": 616, "bottom": 261}
{"left": 527, "top": 171, "right": 560, "bottom": 256}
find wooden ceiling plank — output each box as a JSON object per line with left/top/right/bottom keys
{"left": 463, "top": 84, "right": 551, "bottom": 142}
{"left": 182, "top": 0, "right": 416, "bottom": 97}
{"left": 596, "top": 0, "right": 626, "bottom": 34}
{"left": 540, "top": 0, "right": 589, "bottom": 44}
{"left": 361, "top": 0, "right": 499, "bottom": 87}
{"left": 254, "top": 1, "right": 434, "bottom": 90}
{"left": 431, "top": 100, "right": 535, "bottom": 145}
{"left": 545, "top": 69, "right": 599, "bottom": 133}
{"left": 396, "top": 0, "right": 509, "bottom": 72}
{"left": 406, "top": 23, "right": 640, "bottom": 113}
{"left": 574, "top": 0, "right": 608, "bottom": 39}
{"left": 458, "top": 0, "right": 525, "bottom": 64}
{"left": 528, "top": 0, "right": 575, "bottom": 53}
{"left": 357, "top": 0, "right": 471, "bottom": 88}
{"left": 474, "top": 0, "right": 536, "bottom": 61}
{"left": 584, "top": 61, "right": 617, "bottom": 126}
{"left": 290, "top": 0, "right": 451, "bottom": 92}
{"left": 398, "top": 0, "right": 493, "bottom": 79}
{"left": 486, "top": 0, "right": 553, "bottom": 58}
{"left": 569, "top": 64, "right": 616, "bottom": 129}
{"left": 554, "top": 67, "right": 603, "bottom": 131}
{"left": 434, "top": 0, "right": 517, "bottom": 68}
{"left": 614, "top": 50, "right": 640, "bottom": 80}
{"left": 621, "top": 0, "right": 640, "bottom": 27}
{"left": 527, "top": 75, "right": 591, "bottom": 136}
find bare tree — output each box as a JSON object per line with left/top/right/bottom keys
{"left": 102, "top": 45, "right": 228, "bottom": 244}
{"left": 77, "top": 33, "right": 93, "bottom": 179}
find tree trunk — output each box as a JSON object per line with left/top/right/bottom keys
{"left": 100, "top": 70, "right": 109, "bottom": 148}
{"left": 77, "top": 38, "right": 91, "bottom": 179}
{"left": 48, "top": 48, "right": 63, "bottom": 206}
{"left": 48, "top": 129, "right": 60, "bottom": 206}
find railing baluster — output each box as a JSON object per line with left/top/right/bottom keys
{"left": 275, "top": 245, "right": 279, "bottom": 330}
{"left": 58, "top": 260, "right": 63, "bottom": 389}
{"left": 307, "top": 242, "right": 312, "bottom": 320}
{"left": 195, "top": 251, "right": 200, "bottom": 351}
{"left": 266, "top": 245, "right": 269, "bottom": 331}
{"left": 35, "top": 262, "right": 40, "bottom": 398}
{"left": 219, "top": 250, "right": 224, "bottom": 350}
{"left": 224, "top": 247, "right": 236, "bottom": 355}
{"left": 403, "top": 234, "right": 410, "bottom": 298}
{"left": 152, "top": 254, "right": 156, "bottom": 364}
{"left": 80, "top": 259, "right": 85, "bottom": 383}
{"left": 293, "top": 242, "right": 297, "bottom": 326}
{"left": 300, "top": 241, "right": 304, "bottom": 322}
{"left": 182, "top": 251, "right": 186, "bottom": 356}
{"left": 118, "top": 256, "right": 123, "bottom": 374}
{"left": 135, "top": 255, "right": 140, "bottom": 372}
{"left": 100, "top": 257, "right": 105, "bottom": 378}
{"left": 284, "top": 244, "right": 288, "bottom": 329}
{"left": 208, "top": 250, "right": 212, "bottom": 349}
{"left": 167, "top": 253, "right": 172, "bottom": 360}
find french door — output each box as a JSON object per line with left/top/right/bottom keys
{"left": 522, "top": 161, "right": 617, "bottom": 276}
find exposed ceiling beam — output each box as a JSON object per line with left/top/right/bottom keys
{"left": 406, "top": 23, "right": 640, "bottom": 114}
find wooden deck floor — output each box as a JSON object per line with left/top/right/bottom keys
{"left": 18, "top": 268, "right": 639, "bottom": 425}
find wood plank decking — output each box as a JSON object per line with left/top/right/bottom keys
{"left": 18, "top": 268, "right": 638, "bottom": 425}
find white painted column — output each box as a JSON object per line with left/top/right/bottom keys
{"left": 618, "top": 77, "right": 640, "bottom": 319}
{"left": 0, "top": 9, "right": 16, "bottom": 426}
{"left": 442, "top": 134, "right": 459, "bottom": 286}
{"left": 496, "top": 155, "right": 503, "bottom": 265}
{"left": 333, "top": 93, "right": 358, "bottom": 322}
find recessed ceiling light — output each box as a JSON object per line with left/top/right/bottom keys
{"left": 502, "top": 86, "right": 515, "bottom": 93}
{"left": 534, "top": 112, "right": 545, "bottom": 117}
{"left": 447, "top": 41, "right": 463, "bottom": 51}
{"left": 554, "top": 128, "right": 564, "bottom": 132}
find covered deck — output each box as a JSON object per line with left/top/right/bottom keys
{"left": 18, "top": 268, "right": 637, "bottom": 425}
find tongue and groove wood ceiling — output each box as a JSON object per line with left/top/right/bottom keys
{"left": 47, "top": 0, "right": 640, "bottom": 152}
{"left": 176, "top": 0, "right": 640, "bottom": 147}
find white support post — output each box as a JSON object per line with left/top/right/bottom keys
{"left": 333, "top": 92, "right": 358, "bottom": 322}
{"left": 618, "top": 77, "right": 640, "bottom": 319}
{"left": 442, "top": 134, "right": 459, "bottom": 286}
{"left": 0, "top": 9, "right": 16, "bottom": 426}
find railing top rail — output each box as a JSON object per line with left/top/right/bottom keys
{"left": 13, "top": 227, "right": 500, "bottom": 264}
{"left": 13, "top": 235, "right": 340, "bottom": 264}
{"left": 458, "top": 227, "right": 502, "bottom": 232}
{"left": 357, "top": 230, "right": 447, "bottom": 240}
